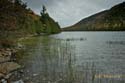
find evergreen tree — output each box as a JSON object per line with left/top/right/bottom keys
{"left": 40, "top": 5, "right": 61, "bottom": 34}
{"left": 40, "top": 5, "right": 48, "bottom": 33}
{"left": 42, "top": 5, "right": 47, "bottom": 14}
{"left": 14, "top": 0, "right": 22, "bottom": 5}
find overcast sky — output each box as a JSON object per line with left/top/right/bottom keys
{"left": 23, "top": 0, "right": 125, "bottom": 27}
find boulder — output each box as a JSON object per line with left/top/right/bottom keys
{"left": 0, "top": 73, "right": 5, "bottom": 78}
{"left": 0, "top": 62, "right": 21, "bottom": 75}
{"left": 0, "top": 56, "right": 10, "bottom": 63}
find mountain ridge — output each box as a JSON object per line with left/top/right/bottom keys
{"left": 63, "top": 2, "right": 125, "bottom": 31}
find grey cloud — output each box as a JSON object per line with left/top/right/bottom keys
{"left": 23, "top": 0, "right": 125, "bottom": 27}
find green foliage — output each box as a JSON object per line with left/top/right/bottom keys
{"left": 14, "top": 0, "right": 27, "bottom": 9}
{"left": 41, "top": 5, "right": 47, "bottom": 15}
{"left": 0, "top": 0, "right": 61, "bottom": 38}
{"left": 40, "top": 6, "right": 61, "bottom": 34}
{"left": 0, "top": 0, "right": 61, "bottom": 47}
{"left": 14, "top": 0, "right": 22, "bottom": 5}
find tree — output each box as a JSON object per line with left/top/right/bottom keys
{"left": 14, "top": 0, "right": 22, "bottom": 5}
{"left": 40, "top": 5, "right": 61, "bottom": 34}
{"left": 40, "top": 5, "right": 47, "bottom": 16}
{"left": 42, "top": 5, "right": 47, "bottom": 14}
{"left": 40, "top": 5, "right": 48, "bottom": 33}
{"left": 14, "top": 0, "right": 27, "bottom": 9}
{"left": 22, "top": 2, "right": 27, "bottom": 9}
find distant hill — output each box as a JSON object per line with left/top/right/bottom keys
{"left": 63, "top": 2, "right": 125, "bottom": 31}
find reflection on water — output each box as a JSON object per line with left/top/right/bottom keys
{"left": 19, "top": 32, "right": 125, "bottom": 83}
{"left": 106, "top": 41, "right": 125, "bottom": 45}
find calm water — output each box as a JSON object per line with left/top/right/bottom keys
{"left": 19, "top": 32, "right": 125, "bottom": 83}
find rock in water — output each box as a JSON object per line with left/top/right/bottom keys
{"left": 12, "top": 80, "right": 24, "bottom": 83}
{"left": 1, "top": 79, "right": 7, "bottom": 83}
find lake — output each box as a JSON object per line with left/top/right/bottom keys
{"left": 18, "top": 32, "right": 125, "bottom": 83}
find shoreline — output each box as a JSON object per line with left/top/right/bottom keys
{"left": 0, "top": 35, "right": 32, "bottom": 83}
{"left": 0, "top": 47, "right": 23, "bottom": 83}
{"left": 0, "top": 34, "right": 44, "bottom": 83}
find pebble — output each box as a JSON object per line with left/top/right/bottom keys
{"left": 12, "top": 79, "right": 24, "bottom": 83}
{"left": 1, "top": 79, "right": 7, "bottom": 83}
{"left": 33, "top": 73, "right": 38, "bottom": 77}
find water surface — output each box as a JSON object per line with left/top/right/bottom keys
{"left": 19, "top": 32, "right": 125, "bottom": 83}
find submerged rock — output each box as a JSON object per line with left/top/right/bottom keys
{"left": 12, "top": 79, "right": 24, "bottom": 83}
{"left": 33, "top": 73, "right": 38, "bottom": 77}
{"left": 1, "top": 79, "right": 7, "bottom": 83}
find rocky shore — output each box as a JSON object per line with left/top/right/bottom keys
{"left": 0, "top": 48, "right": 23, "bottom": 83}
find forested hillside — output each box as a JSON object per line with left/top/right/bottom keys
{"left": 63, "top": 2, "right": 125, "bottom": 31}
{"left": 0, "top": 0, "right": 61, "bottom": 47}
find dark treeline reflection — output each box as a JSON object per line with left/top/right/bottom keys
{"left": 18, "top": 35, "right": 125, "bottom": 83}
